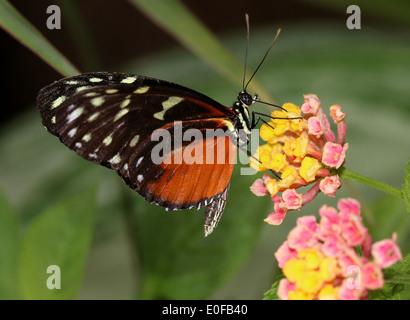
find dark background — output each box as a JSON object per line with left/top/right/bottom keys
{"left": 1, "top": 0, "right": 388, "bottom": 125}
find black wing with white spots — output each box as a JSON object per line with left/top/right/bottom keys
{"left": 37, "top": 72, "right": 239, "bottom": 236}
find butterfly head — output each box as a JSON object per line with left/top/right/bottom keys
{"left": 237, "top": 91, "right": 256, "bottom": 107}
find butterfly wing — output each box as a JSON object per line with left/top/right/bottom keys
{"left": 37, "top": 72, "right": 238, "bottom": 236}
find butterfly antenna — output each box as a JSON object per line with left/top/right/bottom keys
{"left": 242, "top": 13, "right": 250, "bottom": 91}
{"left": 253, "top": 98, "right": 287, "bottom": 111}
{"left": 244, "top": 28, "right": 282, "bottom": 91}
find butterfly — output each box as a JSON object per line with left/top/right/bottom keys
{"left": 36, "top": 24, "right": 283, "bottom": 237}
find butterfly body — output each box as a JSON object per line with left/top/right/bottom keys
{"left": 37, "top": 72, "right": 254, "bottom": 236}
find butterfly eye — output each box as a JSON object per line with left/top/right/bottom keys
{"left": 238, "top": 91, "right": 253, "bottom": 106}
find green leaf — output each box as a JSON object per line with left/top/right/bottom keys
{"left": 263, "top": 273, "right": 284, "bottom": 300}
{"left": 128, "top": 0, "right": 276, "bottom": 103}
{"left": 0, "top": 191, "right": 21, "bottom": 299}
{"left": 368, "top": 283, "right": 405, "bottom": 300}
{"left": 131, "top": 167, "right": 272, "bottom": 300}
{"left": 19, "top": 187, "right": 96, "bottom": 299}
{"left": 369, "top": 254, "right": 410, "bottom": 300}
{"left": 403, "top": 158, "right": 410, "bottom": 214}
{"left": 383, "top": 254, "right": 410, "bottom": 285}
{"left": 0, "top": 0, "right": 79, "bottom": 76}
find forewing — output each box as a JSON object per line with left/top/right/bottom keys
{"left": 37, "top": 72, "right": 238, "bottom": 235}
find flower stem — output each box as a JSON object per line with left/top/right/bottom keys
{"left": 337, "top": 167, "right": 402, "bottom": 199}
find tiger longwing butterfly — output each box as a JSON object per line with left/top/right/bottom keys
{"left": 36, "top": 23, "right": 282, "bottom": 237}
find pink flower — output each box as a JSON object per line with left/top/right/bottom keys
{"left": 264, "top": 211, "right": 287, "bottom": 226}
{"left": 338, "top": 197, "right": 361, "bottom": 221}
{"left": 319, "top": 175, "right": 341, "bottom": 197}
{"left": 264, "top": 196, "right": 288, "bottom": 225}
{"left": 301, "top": 94, "right": 321, "bottom": 115}
{"left": 262, "top": 173, "right": 273, "bottom": 185}
{"left": 296, "top": 215, "right": 318, "bottom": 232}
{"left": 287, "top": 216, "right": 318, "bottom": 250}
{"left": 329, "top": 105, "right": 345, "bottom": 123}
{"left": 282, "top": 189, "right": 303, "bottom": 210}
{"left": 250, "top": 178, "right": 269, "bottom": 197}
{"left": 318, "top": 205, "right": 341, "bottom": 235}
{"left": 321, "top": 142, "right": 349, "bottom": 169}
{"left": 274, "top": 198, "right": 403, "bottom": 300}
{"left": 338, "top": 253, "right": 358, "bottom": 272}
{"left": 307, "top": 116, "right": 325, "bottom": 138}
{"left": 277, "top": 279, "right": 296, "bottom": 300}
{"left": 322, "top": 234, "right": 344, "bottom": 257}
{"left": 361, "top": 263, "right": 384, "bottom": 290}
{"left": 338, "top": 280, "right": 363, "bottom": 300}
{"left": 341, "top": 216, "right": 368, "bottom": 246}
{"left": 371, "top": 234, "right": 403, "bottom": 268}
{"left": 274, "top": 241, "right": 298, "bottom": 268}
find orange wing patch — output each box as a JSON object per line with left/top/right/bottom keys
{"left": 145, "top": 135, "right": 237, "bottom": 209}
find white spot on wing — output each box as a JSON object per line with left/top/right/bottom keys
{"left": 82, "top": 133, "right": 92, "bottom": 142}
{"left": 85, "top": 92, "right": 99, "bottom": 97}
{"left": 134, "top": 86, "right": 149, "bottom": 94}
{"left": 153, "top": 96, "right": 184, "bottom": 120}
{"left": 91, "top": 97, "right": 105, "bottom": 107}
{"left": 51, "top": 96, "right": 66, "bottom": 109}
{"left": 103, "top": 134, "right": 113, "bottom": 146}
{"left": 66, "top": 107, "right": 84, "bottom": 123}
{"left": 89, "top": 77, "right": 103, "bottom": 83}
{"left": 135, "top": 156, "right": 144, "bottom": 167}
{"left": 120, "top": 99, "right": 131, "bottom": 108}
{"left": 121, "top": 76, "right": 137, "bottom": 84}
{"left": 106, "top": 89, "right": 118, "bottom": 94}
{"left": 88, "top": 112, "right": 100, "bottom": 122}
{"left": 114, "top": 108, "right": 129, "bottom": 122}
{"left": 137, "top": 174, "right": 144, "bottom": 182}
{"left": 68, "top": 127, "right": 77, "bottom": 137}
{"left": 129, "top": 134, "right": 140, "bottom": 147}
{"left": 109, "top": 153, "right": 121, "bottom": 164}
{"left": 65, "top": 80, "right": 79, "bottom": 85}
{"left": 76, "top": 85, "right": 90, "bottom": 92}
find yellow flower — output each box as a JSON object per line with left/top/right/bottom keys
{"left": 298, "top": 248, "right": 323, "bottom": 269}
{"left": 260, "top": 123, "right": 275, "bottom": 142}
{"left": 268, "top": 152, "right": 289, "bottom": 172}
{"left": 298, "top": 270, "right": 323, "bottom": 293}
{"left": 283, "top": 258, "right": 306, "bottom": 283}
{"left": 269, "top": 105, "right": 302, "bottom": 136}
{"left": 277, "top": 166, "right": 299, "bottom": 189}
{"left": 319, "top": 257, "right": 339, "bottom": 282}
{"left": 299, "top": 156, "right": 321, "bottom": 182}
{"left": 293, "top": 132, "right": 309, "bottom": 162}
{"left": 282, "top": 248, "right": 337, "bottom": 298}
{"left": 288, "top": 289, "right": 315, "bottom": 300}
{"left": 266, "top": 179, "right": 279, "bottom": 196}
{"left": 250, "top": 144, "right": 272, "bottom": 171}
{"left": 282, "top": 137, "right": 297, "bottom": 159}
{"left": 318, "top": 284, "right": 339, "bottom": 300}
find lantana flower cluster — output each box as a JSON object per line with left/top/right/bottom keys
{"left": 250, "top": 94, "right": 348, "bottom": 225}
{"left": 275, "top": 198, "right": 402, "bottom": 300}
